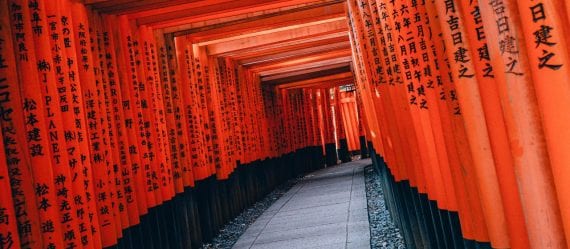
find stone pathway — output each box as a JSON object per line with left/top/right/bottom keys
{"left": 232, "top": 159, "right": 372, "bottom": 249}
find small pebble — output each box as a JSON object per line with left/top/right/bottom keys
{"left": 365, "top": 165, "right": 407, "bottom": 249}
{"left": 200, "top": 176, "right": 303, "bottom": 249}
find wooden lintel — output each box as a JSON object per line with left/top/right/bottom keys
{"left": 206, "top": 20, "right": 347, "bottom": 55}
{"left": 226, "top": 34, "right": 348, "bottom": 59}
{"left": 260, "top": 62, "right": 350, "bottom": 80}
{"left": 166, "top": 1, "right": 345, "bottom": 37}
{"left": 249, "top": 51, "right": 352, "bottom": 72}
{"left": 257, "top": 56, "right": 352, "bottom": 76}
{"left": 239, "top": 41, "right": 350, "bottom": 66}
{"left": 262, "top": 65, "right": 351, "bottom": 84}
{"left": 138, "top": 0, "right": 340, "bottom": 28}
{"left": 276, "top": 72, "right": 353, "bottom": 88}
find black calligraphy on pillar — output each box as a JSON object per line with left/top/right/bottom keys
{"left": 529, "top": 2, "right": 563, "bottom": 70}
{"left": 489, "top": 0, "right": 524, "bottom": 75}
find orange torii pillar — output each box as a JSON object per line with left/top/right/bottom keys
{"left": 338, "top": 90, "right": 360, "bottom": 154}
{"left": 354, "top": 89, "right": 369, "bottom": 158}
{"left": 333, "top": 87, "right": 351, "bottom": 163}
{"left": 318, "top": 88, "right": 338, "bottom": 166}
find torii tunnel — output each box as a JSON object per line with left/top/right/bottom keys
{"left": 0, "top": 0, "right": 570, "bottom": 248}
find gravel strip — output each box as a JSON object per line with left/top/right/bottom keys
{"left": 365, "top": 165, "right": 406, "bottom": 249}
{"left": 200, "top": 176, "right": 303, "bottom": 249}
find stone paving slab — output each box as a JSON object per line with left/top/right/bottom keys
{"left": 232, "top": 159, "right": 372, "bottom": 249}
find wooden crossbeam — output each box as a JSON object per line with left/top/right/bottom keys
{"left": 136, "top": 0, "right": 341, "bottom": 28}
{"left": 276, "top": 72, "right": 353, "bottom": 89}
{"left": 248, "top": 50, "right": 352, "bottom": 72}
{"left": 164, "top": 1, "right": 344, "bottom": 36}
{"left": 262, "top": 65, "right": 351, "bottom": 83}
{"left": 206, "top": 19, "right": 347, "bottom": 55}
{"left": 257, "top": 56, "right": 352, "bottom": 76}
{"left": 239, "top": 41, "right": 350, "bottom": 66}
{"left": 225, "top": 34, "right": 348, "bottom": 58}
{"left": 260, "top": 62, "right": 350, "bottom": 80}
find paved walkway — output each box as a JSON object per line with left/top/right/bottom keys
{"left": 232, "top": 159, "right": 372, "bottom": 249}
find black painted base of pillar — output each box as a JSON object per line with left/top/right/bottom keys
{"left": 337, "top": 138, "right": 351, "bottom": 163}
{"left": 324, "top": 143, "right": 338, "bottom": 166}
{"left": 359, "top": 136, "right": 369, "bottom": 158}
{"left": 367, "top": 141, "right": 493, "bottom": 249}
{"left": 105, "top": 146, "right": 324, "bottom": 249}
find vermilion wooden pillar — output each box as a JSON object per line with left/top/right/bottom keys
{"left": 431, "top": 0, "right": 511, "bottom": 247}
{"left": 459, "top": 0, "right": 530, "bottom": 247}
{"left": 28, "top": 1, "right": 84, "bottom": 248}
{"left": 514, "top": 0, "right": 570, "bottom": 246}
{"left": 9, "top": 1, "right": 66, "bottom": 248}
{"left": 71, "top": 2, "right": 120, "bottom": 246}
{"left": 333, "top": 87, "right": 350, "bottom": 163}
{"left": 0, "top": 2, "right": 41, "bottom": 248}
